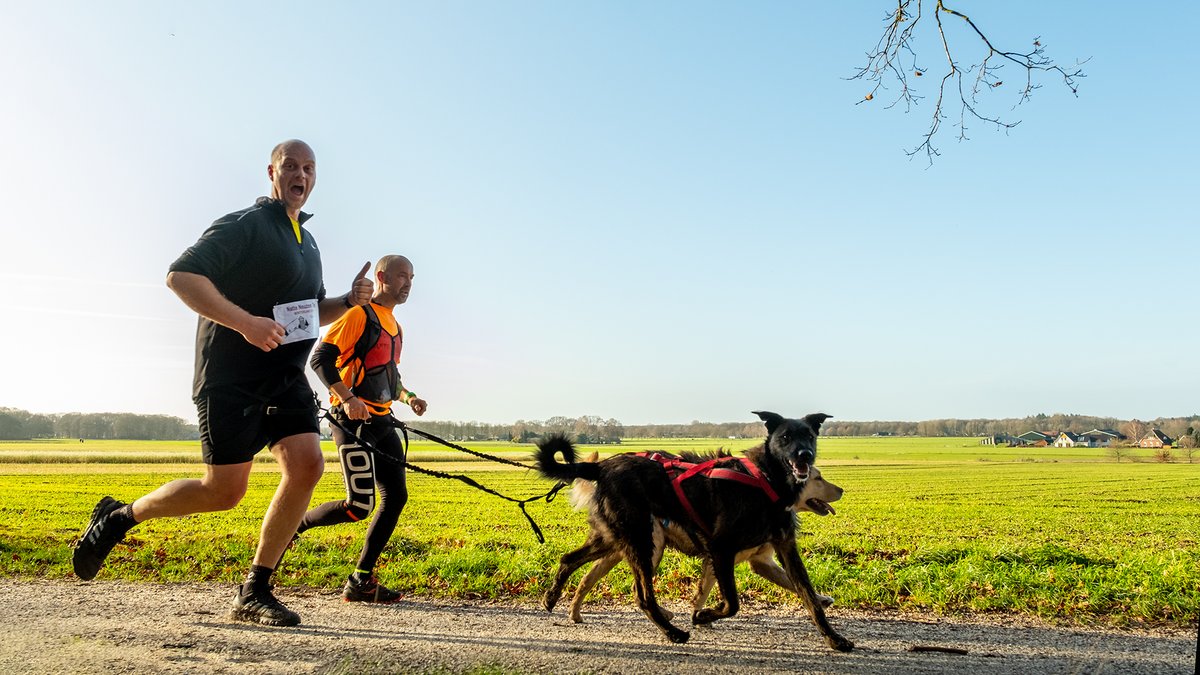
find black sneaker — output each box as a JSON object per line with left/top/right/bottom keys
{"left": 72, "top": 496, "right": 128, "bottom": 581}
{"left": 230, "top": 586, "right": 301, "bottom": 627}
{"left": 342, "top": 574, "right": 402, "bottom": 604}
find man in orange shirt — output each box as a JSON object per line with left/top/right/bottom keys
{"left": 301, "top": 254, "right": 427, "bottom": 602}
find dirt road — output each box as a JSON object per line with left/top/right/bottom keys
{"left": 0, "top": 579, "right": 1192, "bottom": 674}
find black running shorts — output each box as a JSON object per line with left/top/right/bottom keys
{"left": 196, "top": 379, "right": 320, "bottom": 465}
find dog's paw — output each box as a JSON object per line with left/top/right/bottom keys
{"left": 818, "top": 593, "right": 834, "bottom": 608}
{"left": 826, "top": 634, "right": 854, "bottom": 652}
{"left": 542, "top": 593, "right": 558, "bottom": 613}
{"left": 692, "top": 608, "right": 720, "bottom": 625}
{"left": 665, "top": 627, "right": 690, "bottom": 644}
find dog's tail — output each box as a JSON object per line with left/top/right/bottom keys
{"left": 567, "top": 451, "right": 600, "bottom": 511}
{"left": 535, "top": 434, "right": 600, "bottom": 482}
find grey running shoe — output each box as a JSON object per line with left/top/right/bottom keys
{"left": 342, "top": 575, "right": 402, "bottom": 604}
{"left": 230, "top": 586, "right": 301, "bottom": 627}
{"left": 72, "top": 496, "right": 128, "bottom": 581}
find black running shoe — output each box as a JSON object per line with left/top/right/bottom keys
{"left": 230, "top": 586, "right": 301, "bottom": 627}
{"left": 342, "top": 575, "right": 402, "bottom": 604}
{"left": 72, "top": 496, "right": 128, "bottom": 581}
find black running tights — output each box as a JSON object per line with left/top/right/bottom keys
{"left": 296, "top": 417, "right": 408, "bottom": 572}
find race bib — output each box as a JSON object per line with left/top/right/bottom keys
{"left": 273, "top": 299, "right": 319, "bottom": 345}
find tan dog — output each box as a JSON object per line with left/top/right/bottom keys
{"left": 562, "top": 452, "right": 842, "bottom": 624}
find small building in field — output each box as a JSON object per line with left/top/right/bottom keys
{"left": 1017, "top": 431, "right": 1055, "bottom": 447}
{"left": 980, "top": 433, "right": 1019, "bottom": 446}
{"left": 1077, "top": 429, "right": 1124, "bottom": 448}
{"left": 1053, "top": 431, "right": 1081, "bottom": 448}
{"left": 1138, "top": 429, "right": 1174, "bottom": 448}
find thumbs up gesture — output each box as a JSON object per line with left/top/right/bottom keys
{"left": 346, "top": 261, "right": 374, "bottom": 307}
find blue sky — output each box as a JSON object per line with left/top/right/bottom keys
{"left": 1, "top": 2, "right": 1196, "bottom": 425}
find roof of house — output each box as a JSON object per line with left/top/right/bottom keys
{"left": 1018, "top": 431, "right": 1055, "bottom": 441}
{"left": 1144, "top": 428, "right": 1174, "bottom": 443}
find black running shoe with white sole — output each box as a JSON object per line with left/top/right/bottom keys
{"left": 72, "top": 496, "right": 129, "bottom": 581}
{"left": 230, "top": 586, "right": 301, "bottom": 627}
{"left": 342, "top": 575, "right": 402, "bottom": 604}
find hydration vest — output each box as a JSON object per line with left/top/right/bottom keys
{"left": 347, "top": 304, "right": 402, "bottom": 403}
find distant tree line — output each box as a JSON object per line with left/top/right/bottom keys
{"left": 815, "top": 413, "right": 1200, "bottom": 444}
{"left": 400, "top": 413, "right": 1200, "bottom": 445}
{"left": 5, "top": 406, "right": 1199, "bottom": 446}
{"left": 0, "top": 408, "right": 197, "bottom": 441}
{"left": 380, "top": 415, "right": 627, "bottom": 445}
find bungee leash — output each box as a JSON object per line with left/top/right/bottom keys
{"left": 317, "top": 406, "right": 567, "bottom": 544}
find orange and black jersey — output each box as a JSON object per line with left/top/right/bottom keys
{"left": 170, "top": 197, "right": 326, "bottom": 399}
{"left": 310, "top": 302, "right": 404, "bottom": 415}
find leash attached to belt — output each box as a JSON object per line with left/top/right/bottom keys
{"left": 319, "top": 406, "right": 567, "bottom": 544}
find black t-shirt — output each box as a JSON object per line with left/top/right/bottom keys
{"left": 170, "top": 197, "right": 327, "bottom": 399}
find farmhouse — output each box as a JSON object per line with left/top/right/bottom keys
{"left": 1016, "top": 430, "right": 1055, "bottom": 446}
{"left": 1052, "top": 431, "right": 1080, "bottom": 448}
{"left": 1138, "top": 428, "right": 1174, "bottom": 448}
{"left": 1077, "top": 428, "right": 1123, "bottom": 447}
{"left": 1048, "top": 429, "right": 1125, "bottom": 448}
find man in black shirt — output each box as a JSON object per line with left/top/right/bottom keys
{"left": 72, "top": 140, "right": 373, "bottom": 627}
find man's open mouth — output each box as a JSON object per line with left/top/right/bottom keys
{"left": 289, "top": 184, "right": 305, "bottom": 197}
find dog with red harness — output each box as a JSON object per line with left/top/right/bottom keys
{"left": 535, "top": 411, "right": 853, "bottom": 651}
{"left": 552, "top": 453, "right": 842, "bottom": 624}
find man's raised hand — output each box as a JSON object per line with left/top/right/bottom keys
{"left": 348, "top": 262, "right": 374, "bottom": 306}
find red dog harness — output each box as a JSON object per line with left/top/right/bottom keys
{"left": 635, "top": 451, "right": 779, "bottom": 536}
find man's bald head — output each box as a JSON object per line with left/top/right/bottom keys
{"left": 270, "top": 139, "right": 314, "bottom": 167}
{"left": 376, "top": 255, "right": 413, "bottom": 276}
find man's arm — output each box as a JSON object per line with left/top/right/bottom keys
{"left": 318, "top": 296, "right": 352, "bottom": 325}
{"left": 166, "top": 271, "right": 285, "bottom": 352}
{"left": 310, "top": 341, "right": 370, "bottom": 420}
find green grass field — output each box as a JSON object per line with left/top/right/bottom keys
{"left": 1, "top": 436, "right": 1196, "bottom": 628}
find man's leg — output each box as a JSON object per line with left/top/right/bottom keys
{"left": 255, "top": 432, "right": 324, "bottom": 567}
{"left": 230, "top": 431, "right": 323, "bottom": 627}
{"left": 73, "top": 463, "right": 253, "bottom": 581}
{"left": 342, "top": 426, "right": 407, "bottom": 603}
{"left": 132, "top": 463, "right": 254, "bottom": 519}
{"left": 292, "top": 419, "right": 372, "bottom": 538}
{"left": 74, "top": 390, "right": 265, "bottom": 581}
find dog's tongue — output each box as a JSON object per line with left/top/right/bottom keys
{"left": 806, "top": 498, "right": 835, "bottom": 516}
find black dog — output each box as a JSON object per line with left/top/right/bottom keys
{"left": 535, "top": 411, "right": 853, "bottom": 651}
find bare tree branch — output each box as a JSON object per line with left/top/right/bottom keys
{"left": 850, "top": 1, "right": 1088, "bottom": 164}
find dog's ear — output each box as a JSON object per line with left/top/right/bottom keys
{"left": 752, "top": 411, "right": 784, "bottom": 435}
{"left": 804, "top": 413, "right": 832, "bottom": 433}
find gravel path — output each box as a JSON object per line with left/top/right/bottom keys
{"left": 0, "top": 579, "right": 1192, "bottom": 674}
